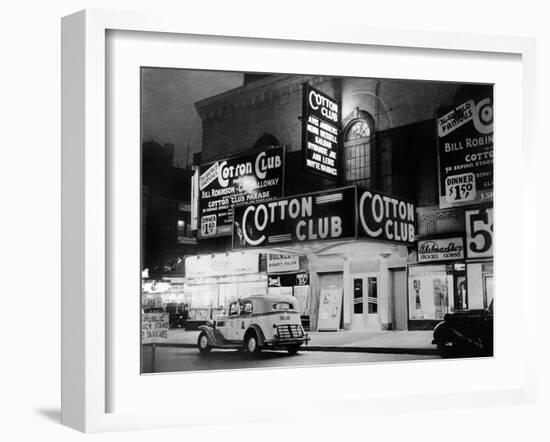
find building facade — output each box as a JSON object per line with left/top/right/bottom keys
{"left": 184, "top": 74, "right": 493, "bottom": 332}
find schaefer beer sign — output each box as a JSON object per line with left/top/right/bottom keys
{"left": 437, "top": 96, "right": 493, "bottom": 209}
{"left": 233, "top": 186, "right": 356, "bottom": 249}
{"left": 198, "top": 146, "right": 284, "bottom": 238}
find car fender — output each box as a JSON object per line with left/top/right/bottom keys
{"left": 246, "top": 323, "right": 266, "bottom": 346}
{"left": 198, "top": 325, "right": 223, "bottom": 346}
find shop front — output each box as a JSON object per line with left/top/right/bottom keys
{"left": 407, "top": 225, "right": 494, "bottom": 330}
{"left": 407, "top": 236, "right": 466, "bottom": 330}
{"left": 183, "top": 251, "right": 267, "bottom": 328}
{"left": 232, "top": 185, "right": 415, "bottom": 332}
{"left": 266, "top": 253, "right": 312, "bottom": 329}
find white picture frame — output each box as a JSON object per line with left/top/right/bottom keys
{"left": 61, "top": 9, "right": 537, "bottom": 433}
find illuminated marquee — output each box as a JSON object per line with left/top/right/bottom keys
{"left": 233, "top": 187, "right": 356, "bottom": 249}
{"left": 197, "top": 146, "right": 284, "bottom": 238}
{"left": 232, "top": 186, "right": 416, "bottom": 249}
{"left": 358, "top": 189, "right": 416, "bottom": 244}
{"left": 302, "top": 84, "right": 341, "bottom": 180}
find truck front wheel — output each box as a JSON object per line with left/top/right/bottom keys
{"left": 287, "top": 344, "right": 301, "bottom": 355}
{"left": 198, "top": 331, "right": 212, "bottom": 355}
{"left": 244, "top": 332, "right": 261, "bottom": 356}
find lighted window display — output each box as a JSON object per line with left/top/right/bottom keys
{"left": 186, "top": 280, "right": 267, "bottom": 320}
{"left": 408, "top": 265, "right": 454, "bottom": 320}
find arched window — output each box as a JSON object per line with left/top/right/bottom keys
{"left": 343, "top": 113, "right": 375, "bottom": 187}
{"left": 252, "top": 133, "right": 280, "bottom": 149}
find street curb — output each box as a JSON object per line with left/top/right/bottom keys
{"left": 301, "top": 346, "right": 439, "bottom": 356}
{"left": 150, "top": 342, "right": 439, "bottom": 356}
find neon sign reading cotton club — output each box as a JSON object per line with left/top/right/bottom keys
{"left": 232, "top": 186, "right": 416, "bottom": 249}
{"left": 358, "top": 190, "right": 416, "bottom": 244}
{"left": 302, "top": 84, "right": 341, "bottom": 180}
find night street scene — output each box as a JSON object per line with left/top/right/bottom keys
{"left": 140, "top": 69, "right": 494, "bottom": 374}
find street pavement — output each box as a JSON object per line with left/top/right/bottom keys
{"left": 163, "top": 328, "right": 437, "bottom": 355}
{"left": 142, "top": 346, "right": 440, "bottom": 374}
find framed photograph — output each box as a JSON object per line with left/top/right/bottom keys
{"left": 61, "top": 9, "right": 536, "bottom": 433}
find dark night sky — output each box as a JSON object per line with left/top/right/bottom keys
{"left": 141, "top": 68, "right": 243, "bottom": 168}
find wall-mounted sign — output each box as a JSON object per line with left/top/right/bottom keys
{"left": 142, "top": 313, "right": 169, "bottom": 344}
{"left": 357, "top": 189, "right": 416, "bottom": 244}
{"left": 185, "top": 252, "right": 260, "bottom": 278}
{"left": 302, "top": 84, "right": 340, "bottom": 180}
{"left": 267, "top": 254, "right": 300, "bottom": 273}
{"left": 465, "top": 207, "right": 493, "bottom": 259}
{"left": 418, "top": 237, "right": 465, "bottom": 262}
{"left": 268, "top": 272, "right": 309, "bottom": 287}
{"left": 233, "top": 186, "right": 356, "bottom": 249}
{"left": 197, "top": 146, "right": 284, "bottom": 238}
{"left": 437, "top": 96, "right": 493, "bottom": 209}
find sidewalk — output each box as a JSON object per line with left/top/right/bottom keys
{"left": 164, "top": 328, "right": 437, "bottom": 355}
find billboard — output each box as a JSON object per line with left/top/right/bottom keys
{"left": 437, "top": 96, "right": 494, "bottom": 208}
{"left": 197, "top": 146, "right": 284, "bottom": 238}
{"left": 302, "top": 84, "right": 341, "bottom": 180}
{"left": 232, "top": 186, "right": 357, "bottom": 249}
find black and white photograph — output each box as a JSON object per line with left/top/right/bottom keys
{"left": 140, "top": 69, "right": 494, "bottom": 374}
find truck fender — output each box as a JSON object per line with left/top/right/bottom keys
{"left": 198, "top": 325, "right": 222, "bottom": 346}
{"left": 246, "top": 324, "right": 266, "bottom": 346}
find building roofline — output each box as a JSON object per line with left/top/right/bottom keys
{"left": 194, "top": 73, "right": 322, "bottom": 120}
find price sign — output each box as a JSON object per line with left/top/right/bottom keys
{"left": 465, "top": 208, "right": 493, "bottom": 258}
{"left": 200, "top": 214, "right": 217, "bottom": 237}
{"left": 445, "top": 172, "right": 476, "bottom": 204}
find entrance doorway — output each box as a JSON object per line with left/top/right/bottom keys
{"left": 351, "top": 273, "right": 379, "bottom": 331}
{"left": 390, "top": 268, "right": 407, "bottom": 330}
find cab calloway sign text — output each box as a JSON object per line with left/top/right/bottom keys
{"left": 232, "top": 186, "right": 415, "bottom": 249}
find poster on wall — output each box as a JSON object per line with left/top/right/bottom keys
{"left": 302, "top": 84, "right": 341, "bottom": 180}
{"left": 317, "top": 287, "right": 343, "bottom": 331}
{"left": 197, "top": 146, "right": 284, "bottom": 238}
{"left": 437, "top": 96, "right": 493, "bottom": 209}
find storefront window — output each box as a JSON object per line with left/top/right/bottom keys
{"left": 367, "top": 277, "right": 378, "bottom": 314}
{"left": 466, "top": 261, "right": 493, "bottom": 310}
{"left": 408, "top": 265, "right": 450, "bottom": 320}
{"left": 186, "top": 279, "right": 267, "bottom": 320}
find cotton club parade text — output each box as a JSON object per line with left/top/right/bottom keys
{"left": 232, "top": 187, "right": 416, "bottom": 249}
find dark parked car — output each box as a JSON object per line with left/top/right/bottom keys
{"left": 432, "top": 299, "right": 493, "bottom": 358}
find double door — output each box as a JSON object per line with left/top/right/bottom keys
{"left": 351, "top": 273, "right": 379, "bottom": 331}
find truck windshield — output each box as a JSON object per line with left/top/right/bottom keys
{"left": 272, "top": 302, "right": 293, "bottom": 311}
